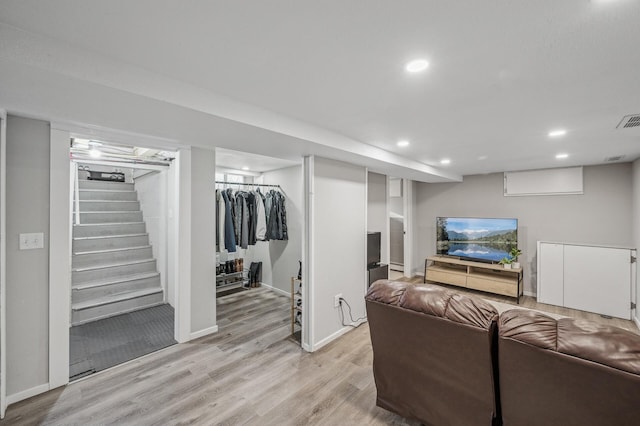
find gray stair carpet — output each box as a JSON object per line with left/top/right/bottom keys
{"left": 72, "top": 178, "right": 164, "bottom": 325}
{"left": 69, "top": 303, "right": 176, "bottom": 381}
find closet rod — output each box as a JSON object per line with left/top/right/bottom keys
{"left": 215, "top": 181, "right": 282, "bottom": 189}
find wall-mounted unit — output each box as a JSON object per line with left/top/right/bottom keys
{"left": 537, "top": 241, "right": 636, "bottom": 320}
{"left": 504, "top": 167, "right": 583, "bottom": 196}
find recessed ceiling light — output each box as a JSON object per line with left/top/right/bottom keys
{"left": 548, "top": 129, "right": 567, "bottom": 138}
{"left": 241, "top": 166, "right": 249, "bottom": 171}
{"left": 405, "top": 59, "right": 429, "bottom": 73}
{"left": 397, "top": 140, "right": 410, "bottom": 147}
{"left": 89, "top": 149, "right": 101, "bottom": 158}
{"left": 440, "top": 159, "right": 451, "bottom": 165}
{"left": 478, "top": 155, "right": 488, "bottom": 160}
{"left": 555, "top": 153, "right": 569, "bottom": 159}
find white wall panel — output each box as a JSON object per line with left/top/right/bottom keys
{"left": 564, "top": 245, "right": 632, "bottom": 319}
{"left": 310, "top": 157, "right": 366, "bottom": 349}
{"left": 5, "top": 116, "right": 50, "bottom": 397}
{"left": 505, "top": 167, "right": 583, "bottom": 196}
{"left": 537, "top": 242, "right": 564, "bottom": 306}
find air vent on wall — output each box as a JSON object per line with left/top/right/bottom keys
{"left": 604, "top": 155, "right": 625, "bottom": 162}
{"left": 616, "top": 114, "right": 640, "bottom": 129}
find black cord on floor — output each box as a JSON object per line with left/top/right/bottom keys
{"left": 338, "top": 297, "right": 367, "bottom": 328}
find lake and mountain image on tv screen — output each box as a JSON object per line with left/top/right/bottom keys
{"left": 436, "top": 217, "right": 517, "bottom": 262}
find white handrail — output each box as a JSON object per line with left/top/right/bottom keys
{"left": 74, "top": 163, "right": 80, "bottom": 225}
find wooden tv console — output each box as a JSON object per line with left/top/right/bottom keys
{"left": 424, "top": 256, "right": 523, "bottom": 303}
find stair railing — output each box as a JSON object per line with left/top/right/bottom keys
{"left": 74, "top": 162, "right": 81, "bottom": 225}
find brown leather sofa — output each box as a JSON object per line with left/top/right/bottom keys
{"left": 365, "top": 280, "right": 501, "bottom": 425}
{"left": 366, "top": 280, "right": 640, "bottom": 426}
{"left": 498, "top": 309, "right": 640, "bottom": 426}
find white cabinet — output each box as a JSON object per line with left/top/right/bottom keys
{"left": 537, "top": 242, "right": 635, "bottom": 319}
{"left": 538, "top": 243, "right": 564, "bottom": 306}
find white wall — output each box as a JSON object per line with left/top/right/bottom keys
{"left": 416, "top": 164, "right": 633, "bottom": 294}
{"left": 632, "top": 159, "right": 640, "bottom": 327}
{"left": 367, "top": 172, "right": 388, "bottom": 265}
{"left": 6, "top": 116, "right": 50, "bottom": 396}
{"left": 2, "top": 116, "right": 218, "bottom": 404}
{"left": 134, "top": 170, "right": 169, "bottom": 305}
{"left": 189, "top": 147, "right": 216, "bottom": 334}
{"left": 309, "top": 156, "right": 367, "bottom": 349}
{"left": 246, "top": 165, "right": 303, "bottom": 294}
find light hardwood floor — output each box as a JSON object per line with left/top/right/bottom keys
{"left": 3, "top": 279, "right": 637, "bottom": 425}
{"left": 0, "top": 287, "right": 418, "bottom": 426}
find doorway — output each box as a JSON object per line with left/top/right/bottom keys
{"left": 215, "top": 148, "right": 304, "bottom": 346}
{"left": 389, "top": 177, "right": 404, "bottom": 278}
{"left": 68, "top": 138, "right": 178, "bottom": 380}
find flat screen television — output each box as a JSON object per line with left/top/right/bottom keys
{"left": 367, "top": 231, "right": 381, "bottom": 268}
{"left": 436, "top": 217, "right": 517, "bottom": 263}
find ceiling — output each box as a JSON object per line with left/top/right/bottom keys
{"left": 0, "top": 0, "right": 639, "bottom": 178}
{"left": 216, "top": 148, "right": 299, "bottom": 174}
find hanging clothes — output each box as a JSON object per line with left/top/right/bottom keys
{"left": 216, "top": 184, "right": 288, "bottom": 253}
{"left": 255, "top": 189, "right": 267, "bottom": 241}
{"left": 221, "top": 189, "right": 237, "bottom": 252}
{"left": 279, "top": 191, "right": 288, "bottom": 240}
{"left": 247, "top": 191, "right": 257, "bottom": 245}
{"left": 235, "top": 191, "right": 250, "bottom": 249}
{"left": 266, "top": 190, "right": 288, "bottom": 241}
{"left": 216, "top": 190, "right": 226, "bottom": 252}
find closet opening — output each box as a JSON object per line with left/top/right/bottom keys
{"left": 215, "top": 148, "right": 304, "bottom": 346}
{"left": 68, "top": 138, "right": 178, "bottom": 381}
{"left": 388, "top": 177, "right": 405, "bottom": 280}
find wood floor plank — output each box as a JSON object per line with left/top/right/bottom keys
{"left": 2, "top": 281, "right": 636, "bottom": 426}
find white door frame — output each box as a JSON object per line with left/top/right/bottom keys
{"left": 402, "top": 179, "right": 414, "bottom": 278}
{"left": 49, "top": 126, "right": 72, "bottom": 389}
{"left": 0, "top": 109, "right": 7, "bottom": 418}
{"left": 301, "top": 155, "right": 313, "bottom": 351}
{"left": 47, "top": 121, "right": 191, "bottom": 393}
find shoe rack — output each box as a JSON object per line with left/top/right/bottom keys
{"left": 216, "top": 257, "right": 248, "bottom": 293}
{"left": 290, "top": 277, "right": 302, "bottom": 343}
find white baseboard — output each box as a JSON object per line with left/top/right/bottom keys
{"left": 310, "top": 319, "right": 368, "bottom": 352}
{"left": 634, "top": 316, "right": 640, "bottom": 331}
{"left": 7, "top": 383, "right": 50, "bottom": 405}
{"left": 190, "top": 325, "right": 219, "bottom": 340}
{"left": 260, "top": 283, "right": 290, "bottom": 298}
{"left": 524, "top": 290, "right": 536, "bottom": 297}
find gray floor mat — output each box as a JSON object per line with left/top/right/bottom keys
{"left": 69, "top": 304, "right": 177, "bottom": 381}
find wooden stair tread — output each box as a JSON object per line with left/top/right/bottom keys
{"left": 72, "top": 272, "right": 160, "bottom": 290}
{"left": 72, "top": 287, "right": 162, "bottom": 310}
{"left": 72, "top": 258, "right": 155, "bottom": 272}
{"left": 73, "top": 233, "right": 147, "bottom": 241}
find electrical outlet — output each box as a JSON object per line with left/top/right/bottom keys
{"left": 19, "top": 232, "right": 44, "bottom": 250}
{"left": 334, "top": 293, "right": 342, "bottom": 308}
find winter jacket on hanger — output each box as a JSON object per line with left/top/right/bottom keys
{"left": 221, "top": 189, "right": 237, "bottom": 252}
{"left": 255, "top": 190, "right": 267, "bottom": 241}
{"left": 216, "top": 190, "right": 225, "bottom": 252}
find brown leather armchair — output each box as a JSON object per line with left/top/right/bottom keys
{"left": 366, "top": 280, "right": 500, "bottom": 425}
{"left": 498, "top": 309, "right": 640, "bottom": 426}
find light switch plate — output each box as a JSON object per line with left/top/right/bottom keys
{"left": 19, "top": 232, "right": 44, "bottom": 250}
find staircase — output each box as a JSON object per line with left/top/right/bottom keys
{"left": 71, "top": 179, "right": 164, "bottom": 325}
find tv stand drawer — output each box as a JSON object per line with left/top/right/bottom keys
{"left": 426, "top": 268, "right": 467, "bottom": 287}
{"left": 467, "top": 276, "right": 517, "bottom": 297}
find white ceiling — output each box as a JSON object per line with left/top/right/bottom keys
{"left": 0, "top": 0, "right": 639, "bottom": 178}
{"left": 216, "top": 148, "right": 299, "bottom": 174}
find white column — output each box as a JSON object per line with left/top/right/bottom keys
{"left": 48, "top": 127, "right": 71, "bottom": 389}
